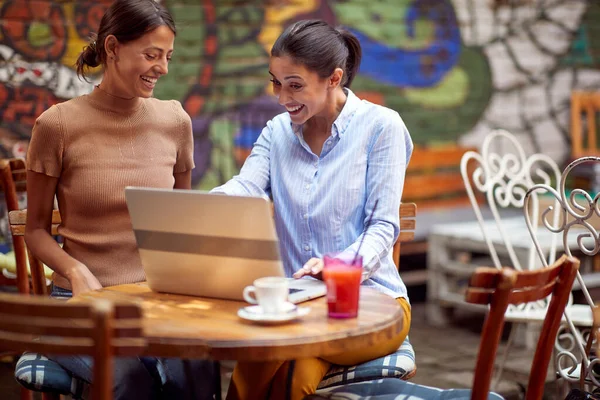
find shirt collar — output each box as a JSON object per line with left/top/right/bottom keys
{"left": 333, "top": 88, "right": 360, "bottom": 138}
{"left": 291, "top": 88, "right": 360, "bottom": 138}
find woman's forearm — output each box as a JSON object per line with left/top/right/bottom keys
{"left": 25, "top": 228, "right": 88, "bottom": 281}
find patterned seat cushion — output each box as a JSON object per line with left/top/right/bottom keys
{"left": 15, "top": 352, "right": 88, "bottom": 398}
{"left": 317, "top": 337, "right": 416, "bottom": 390}
{"left": 309, "top": 379, "right": 505, "bottom": 400}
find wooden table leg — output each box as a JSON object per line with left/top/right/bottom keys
{"left": 19, "top": 387, "right": 31, "bottom": 400}
{"left": 214, "top": 361, "right": 222, "bottom": 400}
{"left": 286, "top": 360, "right": 295, "bottom": 400}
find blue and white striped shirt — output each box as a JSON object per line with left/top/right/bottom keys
{"left": 212, "top": 89, "right": 413, "bottom": 299}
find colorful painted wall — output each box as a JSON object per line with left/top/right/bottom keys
{"left": 0, "top": 0, "right": 598, "bottom": 191}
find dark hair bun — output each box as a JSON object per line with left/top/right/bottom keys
{"left": 80, "top": 44, "right": 99, "bottom": 68}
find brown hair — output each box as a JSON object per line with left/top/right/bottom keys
{"left": 76, "top": 0, "right": 176, "bottom": 81}
{"left": 271, "top": 20, "right": 362, "bottom": 88}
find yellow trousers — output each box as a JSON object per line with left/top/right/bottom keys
{"left": 226, "top": 297, "right": 411, "bottom": 400}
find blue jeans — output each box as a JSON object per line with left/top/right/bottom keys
{"left": 49, "top": 285, "right": 217, "bottom": 400}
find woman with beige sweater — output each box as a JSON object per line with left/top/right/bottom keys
{"left": 23, "top": 0, "right": 214, "bottom": 398}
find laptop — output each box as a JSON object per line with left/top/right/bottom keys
{"left": 124, "top": 187, "right": 326, "bottom": 303}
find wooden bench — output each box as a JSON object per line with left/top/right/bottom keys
{"left": 571, "top": 91, "right": 600, "bottom": 159}
{"left": 570, "top": 91, "right": 600, "bottom": 193}
{"left": 399, "top": 145, "right": 480, "bottom": 285}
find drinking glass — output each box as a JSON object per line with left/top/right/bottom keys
{"left": 322, "top": 253, "right": 362, "bottom": 318}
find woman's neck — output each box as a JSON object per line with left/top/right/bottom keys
{"left": 305, "top": 87, "right": 347, "bottom": 134}
{"left": 98, "top": 74, "right": 135, "bottom": 100}
{"left": 89, "top": 83, "right": 142, "bottom": 114}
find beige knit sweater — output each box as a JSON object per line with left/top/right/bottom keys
{"left": 26, "top": 87, "right": 195, "bottom": 289}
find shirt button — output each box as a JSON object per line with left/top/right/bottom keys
{"left": 304, "top": 245, "right": 310, "bottom": 251}
{"left": 326, "top": 141, "right": 331, "bottom": 146}
{"left": 305, "top": 184, "right": 310, "bottom": 190}
{"left": 313, "top": 162, "right": 318, "bottom": 168}
{"left": 303, "top": 213, "right": 309, "bottom": 220}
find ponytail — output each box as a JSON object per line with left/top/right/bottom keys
{"left": 336, "top": 27, "right": 362, "bottom": 88}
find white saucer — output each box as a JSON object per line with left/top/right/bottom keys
{"left": 238, "top": 302, "right": 311, "bottom": 324}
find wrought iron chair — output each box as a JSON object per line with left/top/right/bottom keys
{"left": 524, "top": 156, "right": 600, "bottom": 388}
{"left": 460, "top": 128, "right": 573, "bottom": 388}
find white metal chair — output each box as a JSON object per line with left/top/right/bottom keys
{"left": 460, "top": 129, "right": 573, "bottom": 388}
{"left": 524, "top": 156, "right": 600, "bottom": 388}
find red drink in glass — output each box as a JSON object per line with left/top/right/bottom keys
{"left": 322, "top": 254, "right": 362, "bottom": 318}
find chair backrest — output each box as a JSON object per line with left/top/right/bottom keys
{"left": 0, "top": 158, "right": 26, "bottom": 211}
{"left": 403, "top": 145, "right": 479, "bottom": 210}
{"left": 571, "top": 91, "right": 600, "bottom": 159}
{"left": 466, "top": 254, "right": 579, "bottom": 400}
{"left": 0, "top": 159, "right": 28, "bottom": 294}
{"left": 460, "top": 129, "right": 563, "bottom": 272}
{"left": 0, "top": 292, "right": 145, "bottom": 400}
{"left": 8, "top": 209, "right": 61, "bottom": 295}
{"left": 524, "top": 155, "right": 600, "bottom": 385}
{"left": 392, "top": 202, "right": 416, "bottom": 268}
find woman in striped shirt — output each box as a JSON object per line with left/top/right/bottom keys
{"left": 213, "top": 19, "right": 414, "bottom": 400}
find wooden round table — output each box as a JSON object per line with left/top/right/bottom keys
{"left": 77, "top": 282, "right": 405, "bottom": 362}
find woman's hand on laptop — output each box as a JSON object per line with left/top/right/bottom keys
{"left": 293, "top": 257, "right": 324, "bottom": 280}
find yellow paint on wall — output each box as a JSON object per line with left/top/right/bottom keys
{"left": 61, "top": 2, "right": 100, "bottom": 73}
{"left": 258, "top": 0, "right": 319, "bottom": 54}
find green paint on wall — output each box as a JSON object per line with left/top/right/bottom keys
{"left": 583, "top": 2, "right": 600, "bottom": 64}
{"left": 353, "top": 46, "right": 491, "bottom": 145}
{"left": 333, "top": 1, "right": 435, "bottom": 49}
{"left": 561, "top": 2, "right": 600, "bottom": 67}
{"left": 198, "top": 118, "right": 240, "bottom": 190}
{"left": 28, "top": 22, "right": 53, "bottom": 47}
{"left": 216, "top": 45, "right": 268, "bottom": 74}
{"left": 403, "top": 68, "right": 469, "bottom": 108}
{"left": 154, "top": 1, "right": 206, "bottom": 101}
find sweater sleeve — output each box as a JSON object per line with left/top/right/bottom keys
{"left": 172, "top": 100, "right": 195, "bottom": 173}
{"left": 26, "top": 105, "right": 64, "bottom": 178}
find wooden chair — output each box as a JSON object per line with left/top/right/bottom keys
{"left": 594, "top": 306, "right": 600, "bottom": 357}
{"left": 0, "top": 158, "right": 28, "bottom": 294}
{"left": 0, "top": 292, "right": 146, "bottom": 400}
{"left": 305, "top": 255, "right": 580, "bottom": 400}
{"left": 571, "top": 91, "right": 600, "bottom": 160}
{"left": 0, "top": 160, "right": 36, "bottom": 400}
{"left": 392, "top": 202, "right": 416, "bottom": 269}
{"left": 466, "top": 254, "right": 579, "bottom": 400}
{"left": 8, "top": 209, "right": 61, "bottom": 296}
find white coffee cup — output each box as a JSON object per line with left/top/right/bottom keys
{"left": 243, "top": 277, "right": 289, "bottom": 314}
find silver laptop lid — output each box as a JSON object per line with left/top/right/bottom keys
{"left": 125, "top": 187, "right": 285, "bottom": 299}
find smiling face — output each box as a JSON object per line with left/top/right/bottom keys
{"left": 104, "top": 25, "right": 174, "bottom": 98}
{"left": 269, "top": 56, "right": 334, "bottom": 125}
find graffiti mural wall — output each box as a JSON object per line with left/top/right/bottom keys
{"left": 0, "top": 0, "right": 597, "bottom": 191}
